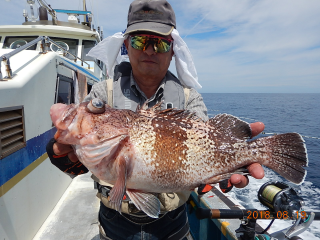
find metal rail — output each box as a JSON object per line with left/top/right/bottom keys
{"left": 0, "top": 36, "right": 45, "bottom": 61}
{"left": 46, "top": 37, "right": 90, "bottom": 68}
{"left": 0, "top": 36, "right": 91, "bottom": 80}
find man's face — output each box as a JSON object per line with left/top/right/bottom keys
{"left": 124, "top": 32, "right": 174, "bottom": 81}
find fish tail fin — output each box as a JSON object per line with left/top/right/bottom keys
{"left": 253, "top": 133, "right": 308, "bottom": 185}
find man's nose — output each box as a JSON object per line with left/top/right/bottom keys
{"left": 144, "top": 43, "right": 156, "bottom": 55}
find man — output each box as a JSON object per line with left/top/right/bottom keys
{"left": 47, "top": 0, "right": 265, "bottom": 239}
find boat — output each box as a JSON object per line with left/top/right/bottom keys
{"left": 0, "top": 1, "right": 105, "bottom": 239}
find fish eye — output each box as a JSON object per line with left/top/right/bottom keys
{"left": 92, "top": 98, "right": 104, "bottom": 109}
{"left": 86, "top": 98, "right": 105, "bottom": 114}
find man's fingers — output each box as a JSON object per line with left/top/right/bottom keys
{"left": 68, "top": 151, "right": 79, "bottom": 163}
{"left": 250, "top": 122, "right": 265, "bottom": 137}
{"left": 53, "top": 142, "right": 73, "bottom": 155}
{"left": 230, "top": 174, "right": 249, "bottom": 188}
{"left": 230, "top": 163, "right": 264, "bottom": 188}
{"left": 229, "top": 122, "right": 265, "bottom": 189}
{"left": 247, "top": 163, "right": 264, "bottom": 179}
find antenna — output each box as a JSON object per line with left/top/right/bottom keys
{"left": 83, "top": 0, "right": 86, "bottom": 22}
{"left": 26, "top": 0, "right": 39, "bottom": 22}
{"left": 23, "top": 9, "right": 28, "bottom": 22}
{"left": 100, "top": 26, "right": 103, "bottom": 40}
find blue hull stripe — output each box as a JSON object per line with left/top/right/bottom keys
{"left": 0, "top": 128, "right": 56, "bottom": 187}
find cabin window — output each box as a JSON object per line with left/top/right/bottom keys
{"left": 55, "top": 75, "right": 74, "bottom": 104}
{"left": 82, "top": 40, "right": 96, "bottom": 61}
{"left": 0, "top": 106, "right": 26, "bottom": 159}
{"left": 2, "top": 36, "right": 38, "bottom": 50}
{"left": 82, "top": 40, "right": 103, "bottom": 69}
{"left": 48, "top": 37, "right": 79, "bottom": 61}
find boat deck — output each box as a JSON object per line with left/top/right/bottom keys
{"left": 32, "top": 172, "right": 245, "bottom": 240}
{"left": 33, "top": 173, "right": 100, "bottom": 240}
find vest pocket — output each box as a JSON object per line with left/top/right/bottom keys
{"left": 99, "top": 203, "right": 118, "bottom": 221}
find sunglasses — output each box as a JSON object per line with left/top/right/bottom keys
{"left": 130, "top": 34, "right": 173, "bottom": 53}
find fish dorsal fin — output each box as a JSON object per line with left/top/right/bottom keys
{"left": 135, "top": 100, "right": 204, "bottom": 123}
{"left": 126, "top": 191, "right": 161, "bottom": 218}
{"left": 156, "top": 108, "right": 203, "bottom": 122}
{"left": 208, "top": 114, "right": 252, "bottom": 140}
{"left": 136, "top": 101, "right": 162, "bottom": 117}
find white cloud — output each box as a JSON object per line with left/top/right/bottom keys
{"left": 172, "top": 0, "right": 320, "bottom": 92}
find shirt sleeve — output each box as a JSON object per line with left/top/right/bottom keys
{"left": 185, "top": 88, "right": 209, "bottom": 121}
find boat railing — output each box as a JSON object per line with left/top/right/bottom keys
{"left": 0, "top": 36, "right": 91, "bottom": 80}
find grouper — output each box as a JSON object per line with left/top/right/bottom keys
{"left": 50, "top": 98, "right": 308, "bottom": 218}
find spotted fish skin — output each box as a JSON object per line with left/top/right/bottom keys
{"left": 50, "top": 101, "right": 308, "bottom": 218}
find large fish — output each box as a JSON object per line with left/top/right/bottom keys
{"left": 50, "top": 98, "right": 308, "bottom": 218}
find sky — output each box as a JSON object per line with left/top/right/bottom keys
{"left": 1, "top": 0, "right": 320, "bottom": 93}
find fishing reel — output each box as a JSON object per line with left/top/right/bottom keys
{"left": 238, "top": 181, "right": 315, "bottom": 240}
{"left": 258, "top": 181, "right": 304, "bottom": 219}
{"left": 194, "top": 181, "right": 319, "bottom": 240}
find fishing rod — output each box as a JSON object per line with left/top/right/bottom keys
{"left": 194, "top": 181, "right": 320, "bottom": 240}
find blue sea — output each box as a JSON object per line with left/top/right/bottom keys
{"left": 202, "top": 93, "right": 320, "bottom": 239}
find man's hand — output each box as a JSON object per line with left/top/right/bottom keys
{"left": 53, "top": 142, "right": 79, "bottom": 163}
{"left": 230, "top": 122, "right": 265, "bottom": 188}
{"left": 46, "top": 139, "right": 87, "bottom": 175}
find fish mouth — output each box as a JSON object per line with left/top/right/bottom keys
{"left": 50, "top": 103, "right": 78, "bottom": 130}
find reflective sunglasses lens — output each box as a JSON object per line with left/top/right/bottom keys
{"left": 130, "top": 36, "right": 148, "bottom": 51}
{"left": 155, "top": 39, "right": 171, "bottom": 53}
{"left": 130, "top": 36, "right": 172, "bottom": 53}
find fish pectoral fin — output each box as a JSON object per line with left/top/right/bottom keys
{"left": 108, "top": 156, "right": 127, "bottom": 213}
{"left": 205, "top": 168, "right": 250, "bottom": 184}
{"left": 126, "top": 190, "right": 161, "bottom": 219}
{"left": 77, "top": 135, "right": 126, "bottom": 167}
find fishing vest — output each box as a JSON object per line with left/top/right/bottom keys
{"left": 108, "top": 62, "right": 190, "bottom": 110}
{"left": 93, "top": 62, "right": 191, "bottom": 214}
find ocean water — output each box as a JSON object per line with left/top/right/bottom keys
{"left": 202, "top": 93, "right": 320, "bottom": 239}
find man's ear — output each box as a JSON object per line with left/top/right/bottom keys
{"left": 124, "top": 39, "right": 129, "bottom": 50}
